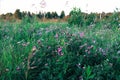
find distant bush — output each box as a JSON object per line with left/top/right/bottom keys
{"left": 110, "top": 11, "right": 120, "bottom": 27}
{"left": 68, "top": 8, "right": 84, "bottom": 27}
{"left": 85, "top": 13, "right": 96, "bottom": 26}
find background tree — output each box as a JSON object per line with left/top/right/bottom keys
{"left": 14, "top": 9, "right": 22, "bottom": 19}
{"left": 54, "top": 12, "right": 58, "bottom": 19}
{"left": 51, "top": 12, "right": 58, "bottom": 19}
{"left": 21, "top": 11, "right": 27, "bottom": 18}
{"left": 45, "top": 12, "right": 52, "bottom": 19}
{"left": 27, "top": 11, "right": 32, "bottom": 18}
{"left": 37, "top": 12, "right": 44, "bottom": 19}
{"left": 5, "top": 13, "right": 13, "bottom": 20}
{"left": 68, "top": 8, "right": 84, "bottom": 27}
{"left": 85, "top": 13, "right": 96, "bottom": 25}
{"left": 0, "top": 14, "right": 6, "bottom": 19}
{"left": 60, "top": 11, "right": 65, "bottom": 19}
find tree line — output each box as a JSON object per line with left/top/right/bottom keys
{"left": 0, "top": 9, "right": 65, "bottom": 20}
{"left": 0, "top": 8, "right": 120, "bottom": 23}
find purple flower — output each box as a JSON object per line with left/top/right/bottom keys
{"left": 57, "top": 47, "right": 63, "bottom": 56}
{"left": 58, "top": 47, "right": 62, "bottom": 53}
{"left": 79, "top": 32, "right": 84, "bottom": 38}
{"left": 37, "top": 40, "right": 41, "bottom": 44}
{"left": 88, "top": 51, "right": 90, "bottom": 54}
{"left": 55, "top": 33, "right": 58, "bottom": 38}
{"left": 87, "top": 45, "right": 93, "bottom": 50}
{"left": 16, "top": 66, "right": 20, "bottom": 71}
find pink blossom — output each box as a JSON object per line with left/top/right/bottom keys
{"left": 57, "top": 47, "right": 63, "bottom": 56}
{"left": 79, "top": 32, "right": 84, "bottom": 38}
{"left": 58, "top": 47, "right": 62, "bottom": 53}
{"left": 16, "top": 66, "right": 20, "bottom": 71}
{"left": 87, "top": 45, "right": 93, "bottom": 50}
{"left": 55, "top": 33, "right": 58, "bottom": 38}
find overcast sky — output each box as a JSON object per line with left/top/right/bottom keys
{"left": 0, "top": 0, "right": 120, "bottom": 15}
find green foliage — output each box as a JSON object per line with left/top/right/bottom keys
{"left": 68, "top": 8, "right": 84, "bottom": 27}
{"left": 83, "top": 65, "right": 95, "bottom": 80}
{"left": 85, "top": 13, "right": 96, "bottom": 26}
{"left": 1, "top": 14, "right": 120, "bottom": 80}
{"left": 109, "top": 10, "right": 120, "bottom": 27}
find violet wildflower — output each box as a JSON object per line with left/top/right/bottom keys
{"left": 45, "top": 63, "right": 48, "bottom": 66}
{"left": 55, "top": 33, "right": 58, "bottom": 38}
{"left": 79, "top": 32, "right": 84, "bottom": 38}
{"left": 58, "top": 47, "right": 62, "bottom": 53}
{"left": 16, "top": 66, "right": 20, "bottom": 71}
{"left": 37, "top": 40, "right": 41, "bottom": 44}
{"left": 57, "top": 47, "right": 63, "bottom": 56}
{"left": 87, "top": 45, "right": 93, "bottom": 50}
{"left": 88, "top": 51, "right": 90, "bottom": 54}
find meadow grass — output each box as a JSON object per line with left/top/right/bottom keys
{"left": 0, "top": 19, "right": 120, "bottom": 80}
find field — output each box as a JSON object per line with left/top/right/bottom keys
{"left": 0, "top": 16, "right": 120, "bottom": 80}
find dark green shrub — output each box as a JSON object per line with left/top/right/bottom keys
{"left": 68, "top": 8, "right": 84, "bottom": 27}
{"left": 109, "top": 9, "right": 120, "bottom": 27}
{"left": 85, "top": 13, "right": 96, "bottom": 26}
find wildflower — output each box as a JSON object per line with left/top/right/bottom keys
{"left": 45, "top": 63, "right": 48, "bottom": 66}
{"left": 57, "top": 47, "right": 63, "bottom": 56}
{"left": 79, "top": 32, "right": 84, "bottom": 38}
{"left": 98, "top": 47, "right": 106, "bottom": 55}
{"left": 16, "top": 66, "right": 20, "bottom": 71}
{"left": 87, "top": 45, "right": 93, "bottom": 50}
{"left": 55, "top": 33, "right": 58, "bottom": 38}
{"left": 88, "top": 51, "right": 90, "bottom": 54}
{"left": 102, "top": 51, "right": 106, "bottom": 56}
{"left": 58, "top": 47, "right": 62, "bottom": 53}
{"left": 47, "top": 46, "right": 51, "bottom": 49}
{"left": 99, "top": 48, "right": 103, "bottom": 52}
{"left": 37, "top": 40, "right": 41, "bottom": 44}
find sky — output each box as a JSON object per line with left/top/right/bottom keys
{"left": 0, "top": 0, "right": 120, "bottom": 15}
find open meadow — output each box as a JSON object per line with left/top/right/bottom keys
{"left": 1, "top": 9, "right": 120, "bottom": 80}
